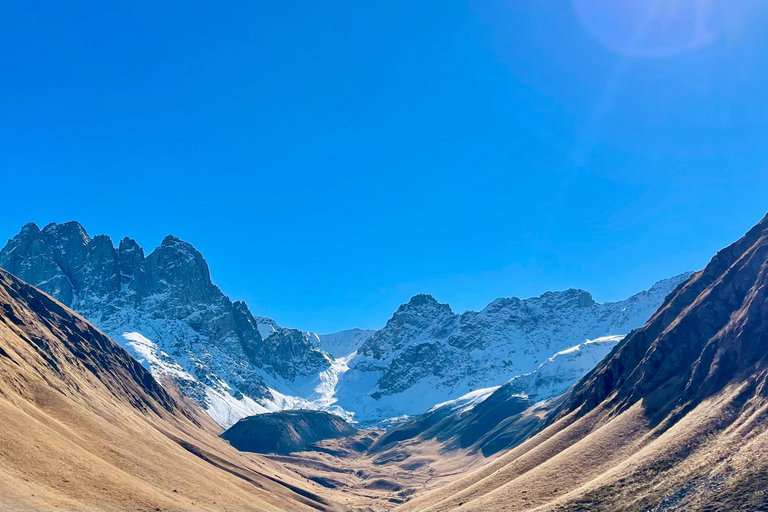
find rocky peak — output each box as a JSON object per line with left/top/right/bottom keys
{"left": 118, "top": 237, "right": 144, "bottom": 257}
{"left": 398, "top": 293, "right": 453, "bottom": 315}
{"left": 358, "top": 294, "right": 457, "bottom": 360}
{"left": 0, "top": 222, "right": 74, "bottom": 305}
{"left": 19, "top": 221, "right": 42, "bottom": 236}
{"left": 42, "top": 220, "right": 91, "bottom": 243}
{"left": 535, "top": 288, "right": 595, "bottom": 308}
{"left": 39, "top": 221, "right": 93, "bottom": 294}
{"left": 143, "top": 235, "right": 215, "bottom": 302}
{"left": 117, "top": 237, "right": 145, "bottom": 287}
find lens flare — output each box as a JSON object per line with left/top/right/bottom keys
{"left": 572, "top": 0, "right": 718, "bottom": 57}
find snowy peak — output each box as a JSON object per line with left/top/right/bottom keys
{"left": 534, "top": 288, "right": 595, "bottom": 308}
{"left": 357, "top": 293, "right": 456, "bottom": 361}
{"left": 399, "top": 293, "right": 453, "bottom": 315}
{"left": 0, "top": 222, "right": 324, "bottom": 428}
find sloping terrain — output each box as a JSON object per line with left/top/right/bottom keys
{"left": 222, "top": 410, "right": 356, "bottom": 454}
{"left": 0, "top": 269, "right": 340, "bottom": 511}
{"left": 402, "top": 213, "right": 768, "bottom": 512}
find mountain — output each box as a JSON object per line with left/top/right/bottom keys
{"left": 0, "top": 268, "right": 339, "bottom": 511}
{"left": 222, "top": 410, "right": 357, "bottom": 455}
{"left": 335, "top": 275, "right": 691, "bottom": 424}
{"left": 0, "top": 221, "right": 691, "bottom": 428}
{"left": 0, "top": 221, "right": 331, "bottom": 427}
{"left": 403, "top": 213, "right": 768, "bottom": 512}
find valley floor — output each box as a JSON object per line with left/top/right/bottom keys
{"left": 259, "top": 431, "right": 491, "bottom": 509}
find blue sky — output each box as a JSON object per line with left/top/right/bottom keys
{"left": 1, "top": 1, "right": 766, "bottom": 332}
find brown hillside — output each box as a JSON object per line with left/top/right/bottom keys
{"left": 0, "top": 269, "right": 341, "bottom": 511}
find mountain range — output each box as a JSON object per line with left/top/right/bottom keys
{"left": 0, "top": 214, "right": 765, "bottom": 511}
{"left": 0, "top": 221, "right": 691, "bottom": 428}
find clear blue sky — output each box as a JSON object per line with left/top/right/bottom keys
{"left": 1, "top": 1, "right": 766, "bottom": 333}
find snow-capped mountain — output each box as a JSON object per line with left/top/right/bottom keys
{"left": 333, "top": 274, "right": 691, "bottom": 424}
{"left": 0, "top": 221, "right": 693, "bottom": 428}
{"left": 0, "top": 222, "right": 330, "bottom": 426}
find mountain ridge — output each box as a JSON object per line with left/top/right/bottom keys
{"left": 1, "top": 221, "right": 692, "bottom": 427}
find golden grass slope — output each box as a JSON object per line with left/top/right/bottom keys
{"left": 0, "top": 269, "right": 342, "bottom": 511}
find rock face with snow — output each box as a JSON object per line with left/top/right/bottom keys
{"left": 317, "top": 328, "right": 377, "bottom": 358}
{"left": 0, "top": 222, "right": 330, "bottom": 426}
{"left": 335, "top": 275, "right": 692, "bottom": 424}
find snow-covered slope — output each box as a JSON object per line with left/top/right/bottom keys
{"left": 424, "top": 335, "right": 623, "bottom": 418}
{"left": 370, "top": 335, "right": 627, "bottom": 456}
{"left": 317, "top": 328, "right": 376, "bottom": 358}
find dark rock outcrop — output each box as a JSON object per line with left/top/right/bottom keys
{"left": 221, "top": 410, "right": 356, "bottom": 454}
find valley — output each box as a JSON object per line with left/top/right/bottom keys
{"left": 0, "top": 214, "right": 766, "bottom": 510}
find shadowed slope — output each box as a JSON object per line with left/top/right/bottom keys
{"left": 402, "top": 214, "right": 768, "bottom": 512}
{"left": 0, "top": 269, "right": 341, "bottom": 511}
